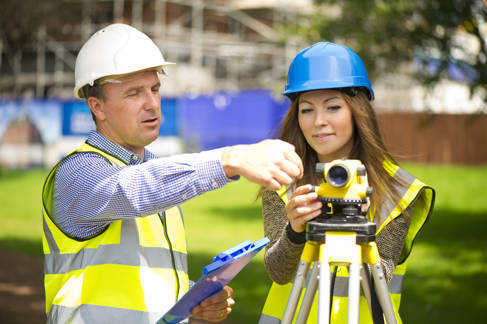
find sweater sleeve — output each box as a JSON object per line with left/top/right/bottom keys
{"left": 262, "top": 189, "right": 305, "bottom": 284}
{"left": 375, "top": 211, "right": 412, "bottom": 283}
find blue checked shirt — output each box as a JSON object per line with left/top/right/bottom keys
{"left": 53, "top": 131, "right": 233, "bottom": 239}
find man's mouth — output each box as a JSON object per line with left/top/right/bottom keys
{"left": 142, "top": 117, "right": 159, "bottom": 125}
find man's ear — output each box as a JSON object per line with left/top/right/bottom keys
{"left": 87, "top": 97, "right": 106, "bottom": 122}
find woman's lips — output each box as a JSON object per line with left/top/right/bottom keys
{"left": 313, "top": 133, "right": 333, "bottom": 141}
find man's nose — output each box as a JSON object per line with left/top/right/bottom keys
{"left": 144, "top": 91, "right": 160, "bottom": 110}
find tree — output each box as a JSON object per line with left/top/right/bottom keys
{"left": 297, "top": 0, "right": 487, "bottom": 107}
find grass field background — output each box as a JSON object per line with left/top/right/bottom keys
{"left": 0, "top": 164, "right": 486, "bottom": 323}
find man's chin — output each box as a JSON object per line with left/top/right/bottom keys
{"left": 141, "top": 132, "right": 160, "bottom": 146}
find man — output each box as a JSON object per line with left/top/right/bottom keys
{"left": 41, "top": 24, "right": 303, "bottom": 323}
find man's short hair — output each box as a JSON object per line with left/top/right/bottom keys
{"left": 80, "top": 81, "right": 105, "bottom": 123}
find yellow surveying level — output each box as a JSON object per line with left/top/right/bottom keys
{"left": 281, "top": 159, "right": 398, "bottom": 324}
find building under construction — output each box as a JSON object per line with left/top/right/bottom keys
{"left": 0, "top": 0, "right": 312, "bottom": 99}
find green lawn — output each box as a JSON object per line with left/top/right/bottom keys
{"left": 0, "top": 164, "right": 486, "bottom": 323}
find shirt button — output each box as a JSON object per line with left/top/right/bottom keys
{"left": 212, "top": 181, "right": 218, "bottom": 188}
{"left": 182, "top": 194, "right": 188, "bottom": 200}
{"left": 130, "top": 155, "right": 140, "bottom": 163}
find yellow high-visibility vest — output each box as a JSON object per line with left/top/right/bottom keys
{"left": 259, "top": 161, "right": 435, "bottom": 324}
{"left": 42, "top": 143, "right": 189, "bottom": 323}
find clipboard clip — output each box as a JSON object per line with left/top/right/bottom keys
{"left": 203, "top": 238, "right": 269, "bottom": 275}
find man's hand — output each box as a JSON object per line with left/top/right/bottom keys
{"left": 190, "top": 286, "right": 234, "bottom": 322}
{"left": 221, "top": 139, "right": 303, "bottom": 190}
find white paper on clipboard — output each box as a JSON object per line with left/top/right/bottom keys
{"left": 157, "top": 237, "right": 270, "bottom": 324}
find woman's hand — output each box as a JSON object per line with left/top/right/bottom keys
{"left": 285, "top": 184, "right": 322, "bottom": 233}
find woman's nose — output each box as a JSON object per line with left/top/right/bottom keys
{"left": 314, "top": 110, "right": 328, "bottom": 126}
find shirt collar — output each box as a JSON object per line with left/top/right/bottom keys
{"left": 86, "top": 130, "right": 155, "bottom": 164}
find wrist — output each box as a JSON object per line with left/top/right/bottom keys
{"left": 286, "top": 223, "right": 306, "bottom": 244}
{"left": 221, "top": 145, "right": 242, "bottom": 178}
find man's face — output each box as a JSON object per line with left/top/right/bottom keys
{"left": 94, "top": 71, "right": 162, "bottom": 153}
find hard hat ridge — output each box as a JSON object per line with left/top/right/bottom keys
{"left": 283, "top": 42, "right": 374, "bottom": 100}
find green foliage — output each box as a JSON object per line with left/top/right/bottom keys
{"left": 302, "top": 0, "right": 487, "bottom": 104}
{"left": 0, "top": 165, "right": 486, "bottom": 323}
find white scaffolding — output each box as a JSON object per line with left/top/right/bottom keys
{"left": 0, "top": 0, "right": 310, "bottom": 98}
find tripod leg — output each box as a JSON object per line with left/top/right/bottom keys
{"left": 370, "top": 263, "right": 397, "bottom": 324}
{"left": 282, "top": 259, "right": 311, "bottom": 324}
{"left": 361, "top": 265, "right": 385, "bottom": 324}
{"left": 360, "top": 265, "right": 374, "bottom": 312}
{"left": 362, "top": 241, "right": 397, "bottom": 324}
{"left": 318, "top": 256, "right": 331, "bottom": 324}
{"left": 295, "top": 262, "right": 320, "bottom": 324}
{"left": 348, "top": 262, "right": 361, "bottom": 324}
{"left": 282, "top": 241, "right": 320, "bottom": 324}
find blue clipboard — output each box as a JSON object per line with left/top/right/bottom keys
{"left": 158, "top": 237, "right": 270, "bottom": 324}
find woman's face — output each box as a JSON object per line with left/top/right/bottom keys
{"left": 298, "top": 89, "right": 354, "bottom": 162}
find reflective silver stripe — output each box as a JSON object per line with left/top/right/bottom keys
{"left": 394, "top": 167, "right": 416, "bottom": 185}
{"left": 388, "top": 273, "right": 404, "bottom": 294}
{"left": 44, "top": 245, "right": 187, "bottom": 274}
{"left": 380, "top": 167, "right": 416, "bottom": 222}
{"left": 44, "top": 214, "right": 187, "bottom": 274}
{"left": 120, "top": 217, "right": 140, "bottom": 246}
{"left": 42, "top": 217, "right": 59, "bottom": 253}
{"left": 332, "top": 274, "right": 404, "bottom": 297}
{"left": 47, "top": 304, "right": 164, "bottom": 324}
{"left": 258, "top": 313, "right": 281, "bottom": 324}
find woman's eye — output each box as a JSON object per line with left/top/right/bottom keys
{"left": 300, "top": 107, "right": 313, "bottom": 114}
{"left": 328, "top": 105, "right": 341, "bottom": 111}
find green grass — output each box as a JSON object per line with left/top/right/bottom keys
{"left": 0, "top": 168, "right": 46, "bottom": 255}
{"left": 1, "top": 164, "right": 486, "bottom": 323}
{"left": 398, "top": 164, "right": 487, "bottom": 323}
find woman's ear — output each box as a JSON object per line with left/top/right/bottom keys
{"left": 87, "top": 97, "right": 106, "bottom": 122}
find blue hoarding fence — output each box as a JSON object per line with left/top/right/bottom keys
{"left": 0, "top": 90, "right": 290, "bottom": 152}
{"left": 61, "top": 98, "right": 179, "bottom": 137}
{"left": 178, "top": 89, "right": 290, "bottom": 150}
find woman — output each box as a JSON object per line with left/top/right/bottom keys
{"left": 259, "top": 42, "right": 435, "bottom": 323}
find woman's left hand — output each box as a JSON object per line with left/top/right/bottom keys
{"left": 285, "top": 184, "right": 323, "bottom": 233}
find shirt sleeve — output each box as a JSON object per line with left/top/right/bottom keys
{"left": 53, "top": 148, "right": 232, "bottom": 239}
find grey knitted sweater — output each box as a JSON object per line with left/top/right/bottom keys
{"left": 262, "top": 189, "right": 411, "bottom": 285}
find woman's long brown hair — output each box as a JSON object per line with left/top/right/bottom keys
{"left": 272, "top": 89, "right": 406, "bottom": 224}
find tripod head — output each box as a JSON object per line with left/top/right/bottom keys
{"left": 306, "top": 158, "right": 376, "bottom": 242}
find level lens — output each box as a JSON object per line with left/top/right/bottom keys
{"left": 327, "top": 165, "right": 349, "bottom": 187}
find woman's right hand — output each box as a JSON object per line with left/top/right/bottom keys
{"left": 285, "top": 184, "right": 323, "bottom": 233}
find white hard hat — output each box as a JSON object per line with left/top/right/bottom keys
{"left": 73, "top": 23, "right": 174, "bottom": 99}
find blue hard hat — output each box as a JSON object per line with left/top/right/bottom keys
{"left": 283, "top": 42, "right": 374, "bottom": 100}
